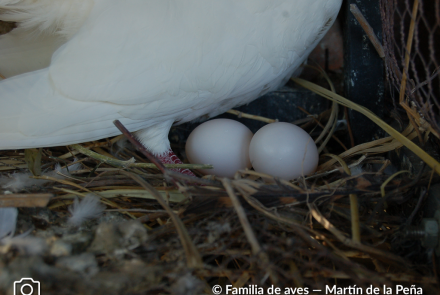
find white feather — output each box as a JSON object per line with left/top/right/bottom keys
{"left": 0, "top": 0, "right": 342, "bottom": 155}
{"left": 1, "top": 236, "right": 47, "bottom": 255}
{"left": 0, "top": 0, "right": 93, "bottom": 38}
{"left": 0, "top": 160, "right": 82, "bottom": 191}
{"left": 68, "top": 194, "right": 106, "bottom": 226}
{"left": 0, "top": 171, "right": 39, "bottom": 190}
{"left": 350, "top": 165, "right": 364, "bottom": 177}
{"left": 111, "top": 137, "right": 134, "bottom": 158}
{"left": 0, "top": 28, "right": 63, "bottom": 77}
{"left": 0, "top": 207, "right": 17, "bottom": 239}
{"left": 0, "top": 0, "right": 93, "bottom": 77}
{"left": 0, "top": 205, "right": 45, "bottom": 254}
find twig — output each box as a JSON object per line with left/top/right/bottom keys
{"left": 60, "top": 137, "right": 123, "bottom": 159}
{"left": 32, "top": 175, "right": 93, "bottom": 193}
{"left": 399, "top": 0, "right": 419, "bottom": 103}
{"left": 306, "top": 155, "right": 367, "bottom": 180}
{"left": 367, "top": 166, "right": 425, "bottom": 225}
{"left": 350, "top": 4, "right": 385, "bottom": 58}
{"left": 322, "top": 154, "right": 360, "bottom": 243}
{"left": 166, "top": 170, "right": 223, "bottom": 187}
{"left": 411, "top": 66, "right": 440, "bottom": 94}
{"left": 302, "top": 64, "right": 338, "bottom": 153}
{"left": 344, "top": 107, "right": 355, "bottom": 148}
{"left": 222, "top": 178, "right": 279, "bottom": 285}
{"left": 308, "top": 202, "right": 407, "bottom": 265}
{"left": 52, "top": 188, "right": 186, "bottom": 203}
{"left": 71, "top": 144, "right": 212, "bottom": 170}
{"left": 222, "top": 178, "right": 262, "bottom": 255}
{"left": 233, "top": 183, "right": 396, "bottom": 285}
{"left": 297, "top": 106, "right": 347, "bottom": 151}
{"left": 0, "top": 193, "right": 53, "bottom": 207}
{"left": 105, "top": 209, "right": 168, "bottom": 213}
{"left": 113, "top": 120, "right": 167, "bottom": 174}
{"left": 406, "top": 187, "right": 427, "bottom": 226}
{"left": 292, "top": 78, "right": 440, "bottom": 176}
{"left": 349, "top": 194, "right": 361, "bottom": 243}
{"left": 380, "top": 170, "right": 410, "bottom": 198}
{"left": 121, "top": 170, "right": 203, "bottom": 268}
{"left": 226, "top": 109, "right": 276, "bottom": 124}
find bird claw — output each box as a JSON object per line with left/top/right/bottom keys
{"left": 157, "top": 149, "right": 196, "bottom": 177}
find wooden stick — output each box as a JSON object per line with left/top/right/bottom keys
{"left": 71, "top": 144, "right": 212, "bottom": 170}
{"left": 297, "top": 106, "right": 348, "bottom": 151}
{"left": 222, "top": 178, "right": 262, "bottom": 255}
{"left": 226, "top": 109, "right": 276, "bottom": 124}
{"left": 399, "top": 0, "right": 419, "bottom": 103}
{"left": 222, "top": 178, "right": 279, "bottom": 285}
{"left": 350, "top": 4, "right": 385, "bottom": 58}
{"left": 0, "top": 193, "right": 53, "bottom": 207}
{"left": 323, "top": 153, "right": 361, "bottom": 242}
{"left": 121, "top": 170, "right": 203, "bottom": 268}
{"left": 113, "top": 120, "right": 167, "bottom": 174}
{"left": 293, "top": 78, "right": 440, "bottom": 176}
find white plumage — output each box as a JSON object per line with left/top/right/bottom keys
{"left": 0, "top": 207, "right": 17, "bottom": 239}
{"left": 0, "top": 160, "right": 82, "bottom": 190}
{"left": 68, "top": 194, "right": 106, "bottom": 226}
{"left": 0, "top": 0, "right": 342, "bottom": 156}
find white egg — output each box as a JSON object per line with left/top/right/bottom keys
{"left": 185, "top": 119, "right": 253, "bottom": 178}
{"left": 249, "top": 122, "right": 319, "bottom": 180}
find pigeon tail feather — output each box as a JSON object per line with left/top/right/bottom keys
{"left": 0, "top": 0, "right": 93, "bottom": 39}
{"left": 0, "top": 28, "right": 63, "bottom": 77}
{"left": 0, "top": 0, "right": 93, "bottom": 77}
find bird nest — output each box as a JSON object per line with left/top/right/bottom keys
{"left": 0, "top": 91, "right": 438, "bottom": 295}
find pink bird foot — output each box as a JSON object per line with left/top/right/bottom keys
{"left": 157, "top": 149, "right": 196, "bottom": 177}
{"left": 113, "top": 120, "right": 196, "bottom": 178}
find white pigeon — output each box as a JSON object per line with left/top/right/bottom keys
{"left": 0, "top": 0, "right": 342, "bottom": 166}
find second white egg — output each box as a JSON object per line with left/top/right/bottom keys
{"left": 249, "top": 122, "right": 319, "bottom": 180}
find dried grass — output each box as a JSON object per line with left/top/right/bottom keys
{"left": 0, "top": 95, "right": 437, "bottom": 292}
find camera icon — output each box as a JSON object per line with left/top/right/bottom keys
{"left": 13, "top": 278, "right": 40, "bottom": 295}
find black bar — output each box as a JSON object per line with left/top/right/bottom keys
{"left": 343, "top": 0, "right": 385, "bottom": 144}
